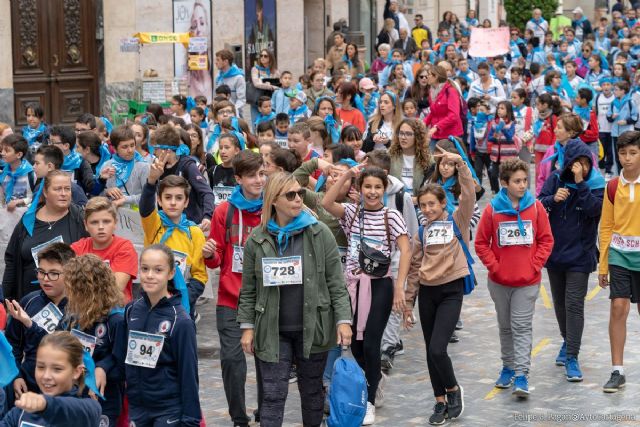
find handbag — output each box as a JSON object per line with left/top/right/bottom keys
{"left": 357, "top": 206, "right": 391, "bottom": 277}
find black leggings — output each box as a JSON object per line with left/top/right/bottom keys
{"left": 547, "top": 269, "right": 589, "bottom": 358}
{"left": 419, "top": 279, "right": 464, "bottom": 397}
{"left": 351, "top": 277, "right": 393, "bottom": 405}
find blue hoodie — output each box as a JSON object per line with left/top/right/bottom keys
{"left": 538, "top": 140, "right": 604, "bottom": 272}
{"left": 0, "top": 388, "right": 102, "bottom": 426}
{"left": 4, "top": 291, "right": 68, "bottom": 392}
{"left": 120, "top": 292, "right": 201, "bottom": 426}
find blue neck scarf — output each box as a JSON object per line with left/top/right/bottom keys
{"left": 100, "top": 117, "right": 113, "bottom": 134}
{"left": 289, "top": 104, "right": 309, "bottom": 122}
{"left": 0, "top": 331, "right": 19, "bottom": 388}
{"left": 341, "top": 54, "right": 353, "bottom": 69}
{"left": 267, "top": 210, "right": 318, "bottom": 255}
{"left": 256, "top": 65, "right": 271, "bottom": 76}
{"left": 438, "top": 176, "right": 458, "bottom": 214}
{"left": 95, "top": 143, "right": 112, "bottom": 175}
{"left": 112, "top": 153, "right": 141, "bottom": 187}
{"left": 22, "top": 122, "right": 46, "bottom": 146}
{"left": 324, "top": 114, "right": 341, "bottom": 145}
{"left": 490, "top": 188, "right": 536, "bottom": 235}
{"left": 22, "top": 179, "right": 44, "bottom": 236}
{"left": 229, "top": 186, "right": 263, "bottom": 212}
{"left": 62, "top": 150, "right": 83, "bottom": 172}
{"left": 562, "top": 167, "right": 606, "bottom": 190}
{"left": 158, "top": 211, "right": 196, "bottom": 244}
{"left": 543, "top": 141, "right": 567, "bottom": 169}
{"left": 83, "top": 350, "right": 105, "bottom": 400}
{"left": 216, "top": 64, "right": 244, "bottom": 85}
{"left": 255, "top": 111, "right": 276, "bottom": 126}
{"left": 474, "top": 111, "right": 491, "bottom": 131}
{"left": 533, "top": 116, "right": 546, "bottom": 137}
{"left": 612, "top": 94, "right": 631, "bottom": 111}
{"left": 574, "top": 105, "right": 591, "bottom": 122}
{"left": 0, "top": 159, "right": 33, "bottom": 203}
{"left": 207, "top": 124, "right": 222, "bottom": 152}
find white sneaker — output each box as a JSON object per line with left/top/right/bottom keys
{"left": 375, "top": 372, "right": 387, "bottom": 408}
{"left": 362, "top": 402, "right": 375, "bottom": 425}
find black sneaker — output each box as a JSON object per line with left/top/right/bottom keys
{"left": 253, "top": 408, "right": 260, "bottom": 423}
{"left": 381, "top": 348, "right": 395, "bottom": 372}
{"left": 603, "top": 370, "right": 626, "bottom": 393}
{"left": 429, "top": 401, "right": 448, "bottom": 425}
{"left": 446, "top": 385, "right": 464, "bottom": 419}
{"left": 449, "top": 332, "right": 460, "bottom": 343}
{"left": 394, "top": 339, "right": 405, "bottom": 355}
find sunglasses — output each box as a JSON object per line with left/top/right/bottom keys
{"left": 419, "top": 75, "right": 429, "bottom": 79}
{"left": 260, "top": 54, "right": 269, "bottom": 58}
{"left": 280, "top": 189, "right": 306, "bottom": 201}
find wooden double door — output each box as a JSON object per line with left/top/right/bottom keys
{"left": 11, "top": 0, "right": 100, "bottom": 126}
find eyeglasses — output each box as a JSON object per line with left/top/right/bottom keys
{"left": 35, "top": 268, "right": 62, "bottom": 281}
{"left": 188, "top": 133, "right": 199, "bottom": 139}
{"left": 217, "top": 109, "right": 234, "bottom": 116}
{"left": 279, "top": 189, "right": 306, "bottom": 201}
{"left": 398, "top": 131, "right": 414, "bottom": 138}
{"left": 418, "top": 75, "right": 429, "bottom": 79}
{"left": 260, "top": 54, "right": 269, "bottom": 58}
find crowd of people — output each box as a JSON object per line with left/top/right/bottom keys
{"left": 0, "top": 1, "right": 639, "bottom": 426}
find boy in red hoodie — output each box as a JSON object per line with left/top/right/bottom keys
{"left": 203, "top": 150, "right": 266, "bottom": 427}
{"left": 475, "top": 158, "right": 554, "bottom": 398}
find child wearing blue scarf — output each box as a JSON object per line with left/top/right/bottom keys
{"left": 475, "top": 158, "right": 554, "bottom": 398}
{"left": 94, "top": 125, "right": 150, "bottom": 207}
{"left": 139, "top": 160, "right": 207, "bottom": 318}
{"left": 0, "top": 135, "right": 36, "bottom": 211}
{"left": 538, "top": 139, "right": 604, "bottom": 381}
{"left": 22, "top": 104, "right": 49, "bottom": 150}
{"left": 253, "top": 97, "right": 276, "bottom": 130}
{"left": 215, "top": 49, "right": 246, "bottom": 112}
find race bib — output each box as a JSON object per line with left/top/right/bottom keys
{"left": 262, "top": 256, "right": 303, "bottom": 286}
{"left": 31, "top": 302, "right": 63, "bottom": 334}
{"left": 338, "top": 246, "right": 348, "bottom": 271}
{"left": 31, "top": 236, "right": 64, "bottom": 267}
{"left": 611, "top": 233, "right": 640, "bottom": 252}
{"left": 349, "top": 234, "right": 384, "bottom": 260}
{"left": 172, "top": 250, "right": 190, "bottom": 279}
{"left": 498, "top": 221, "right": 533, "bottom": 246}
{"left": 275, "top": 137, "right": 288, "bottom": 148}
{"left": 125, "top": 330, "right": 164, "bottom": 368}
{"left": 232, "top": 245, "right": 244, "bottom": 273}
{"left": 425, "top": 221, "right": 454, "bottom": 246}
{"left": 212, "top": 186, "right": 233, "bottom": 206}
{"left": 70, "top": 329, "right": 97, "bottom": 356}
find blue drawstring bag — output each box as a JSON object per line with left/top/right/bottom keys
{"left": 327, "top": 348, "right": 368, "bottom": 427}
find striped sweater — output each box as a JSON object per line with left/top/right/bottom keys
{"left": 487, "top": 119, "right": 519, "bottom": 163}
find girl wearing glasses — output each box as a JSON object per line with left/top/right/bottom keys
{"left": 238, "top": 172, "right": 352, "bottom": 427}
{"left": 322, "top": 162, "right": 411, "bottom": 425}
{"left": 388, "top": 118, "right": 435, "bottom": 197}
{"left": 250, "top": 49, "right": 280, "bottom": 125}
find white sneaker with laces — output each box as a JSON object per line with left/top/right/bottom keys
{"left": 375, "top": 372, "right": 387, "bottom": 408}
{"left": 362, "top": 402, "right": 375, "bottom": 425}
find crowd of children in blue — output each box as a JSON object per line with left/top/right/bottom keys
{"left": 0, "top": 4, "right": 639, "bottom": 427}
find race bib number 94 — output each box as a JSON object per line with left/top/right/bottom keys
{"left": 262, "top": 256, "right": 303, "bottom": 286}
{"left": 126, "top": 331, "right": 165, "bottom": 368}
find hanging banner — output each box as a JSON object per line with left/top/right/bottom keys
{"left": 173, "top": 0, "right": 213, "bottom": 99}
{"left": 133, "top": 32, "right": 190, "bottom": 45}
{"left": 245, "top": 0, "right": 277, "bottom": 78}
{"left": 469, "top": 27, "right": 509, "bottom": 58}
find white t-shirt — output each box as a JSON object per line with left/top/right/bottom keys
{"left": 596, "top": 93, "right": 615, "bottom": 133}
{"left": 401, "top": 154, "right": 414, "bottom": 192}
{"left": 373, "top": 121, "right": 394, "bottom": 150}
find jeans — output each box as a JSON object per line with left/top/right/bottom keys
{"left": 216, "top": 306, "right": 250, "bottom": 425}
{"left": 418, "top": 279, "right": 464, "bottom": 397}
{"left": 488, "top": 279, "right": 539, "bottom": 376}
{"left": 547, "top": 270, "right": 589, "bottom": 358}
{"left": 351, "top": 277, "right": 393, "bottom": 405}
{"left": 258, "top": 331, "right": 328, "bottom": 427}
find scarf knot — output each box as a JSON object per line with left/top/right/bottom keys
{"left": 158, "top": 212, "right": 196, "bottom": 244}
{"left": 228, "top": 186, "right": 263, "bottom": 212}
{"left": 490, "top": 188, "right": 535, "bottom": 235}
{"left": 0, "top": 159, "right": 34, "bottom": 203}
{"left": 266, "top": 210, "right": 317, "bottom": 256}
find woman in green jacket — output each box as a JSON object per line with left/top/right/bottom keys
{"left": 238, "top": 172, "right": 352, "bottom": 427}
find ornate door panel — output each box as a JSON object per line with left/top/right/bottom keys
{"left": 12, "top": 0, "right": 99, "bottom": 125}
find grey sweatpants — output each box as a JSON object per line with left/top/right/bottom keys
{"left": 488, "top": 279, "right": 540, "bottom": 376}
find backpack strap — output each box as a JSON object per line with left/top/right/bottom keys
{"left": 395, "top": 192, "right": 404, "bottom": 215}
{"left": 449, "top": 214, "right": 475, "bottom": 271}
{"left": 607, "top": 177, "right": 619, "bottom": 204}
{"left": 347, "top": 203, "right": 360, "bottom": 241}
{"left": 225, "top": 203, "right": 236, "bottom": 243}
{"left": 384, "top": 208, "right": 391, "bottom": 249}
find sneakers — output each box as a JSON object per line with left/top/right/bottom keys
{"left": 446, "top": 385, "right": 464, "bottom": 419}
{"left": 603, "top": 370, "right": 626, "bottom": 393}
{"left": 555, "top": 342, "right": 567, "bottom": 366}
{"left": 194, "top": 310, "right": 201, "bottom": 325}
{"left": 375, "top": 372, "right": 387, "bottom": 408}
{"left": 428, "top": 402, "right": 448, "bottom": 425}
{"left": 455, "top": 319, "right": 463, "bottom": 330}
{"left": 289, "top": 364, "right": 297, "bottom": 383}
{"left": 362, "top": 402, "right": 375, "bottom": 425}
{"left": 449, "top": 332, "right": 460, "bottom": 343}
{"left": 512, "top": 375, "right": 529, "bottom": 398}
{"left": 394, "top": 340, "right": 405, "bottom": 355}
{"left": 495, "top": 366, "right": 515, "bottom": 388}
{"left": 565, "top": 357, "right": 583, "bottom": 382}
{"left": 380, "top": 348, "right": 394, "bottom": 372}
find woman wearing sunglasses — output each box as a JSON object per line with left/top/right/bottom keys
{"left": 237, "top": 172, "right": 352, "bottom": 427}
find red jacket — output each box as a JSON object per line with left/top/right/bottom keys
{"left": 474, "top": 200, "right": 554, "bottom": 287}
{"left": 579, "top": 110, "right": 599, "bottom": 144}
{"left": 534, "top": 114, "right": 557, "bottom": 153}
{"left": 205, "top": 201, "right": 262, "bottom": 309}
{"left": 424, "top": 81, "right": 463, "bottom": 139}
